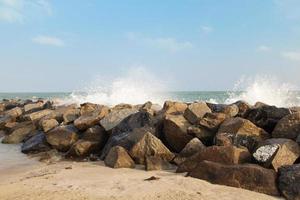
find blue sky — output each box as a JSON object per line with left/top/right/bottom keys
{"left": 0, "top": 0, "right": 300, "bottom": 92}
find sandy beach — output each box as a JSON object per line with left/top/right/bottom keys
{"left": 0, "top": 160, "right": 281, "bottom": 200}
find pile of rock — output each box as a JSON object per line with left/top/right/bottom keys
{"left": 1, "top": 99, "right": 300, "bottom": 199}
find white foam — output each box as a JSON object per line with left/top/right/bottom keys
{"left": 63, "top": 67, "right": 168, "bottom": 106}
{"left": 225, "top": 76, "right": 300, "bottom": 107}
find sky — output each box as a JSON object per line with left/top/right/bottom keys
{"left": 0, "top": 0, "right": 300, "bottom": 92}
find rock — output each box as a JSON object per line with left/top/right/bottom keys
{"left": 216, "top": 117, "right": 269, "bottom": 152}
{"left": 207, "top": 103, "right": 239, "bottom": 117}
{"left": 104, "top": 146, "right": 135, "bottom": 168}
{"left": 0, "top": 130, "right": 6, "bottom": 138}
{"left": 233, "top": 100, "right": 252, "bottom": 117}
{"left": 0, "top": 115, "right": 13, "bottom": 129}
{"left": 177, "top": 145, "right": 251, "bottom": 173}
{"left": 145, "top": 156, "right": 174, "bottom": 171}
{"left": 173, "top": 138, "right": 206, "bottom": 165}
{"left": 100, "top": 108, "right": 138, "bottom": 131}
{"left": 36, "top": 149, "right": 63, "bottom": 164}
{"left": 67, "top": 139, "right": 99, "bottom": 158}
{"left": 100, "top": 127, "right": 155, "bottom": 159}
{"left": 272, "top": 112, "right": 300, "bottom": 140}
{"left": 74, "top": 106, "right": 109, "bottom": 130}
{"left": 63, "top": 108, "right": 80, "bottom": 124}
{"left": 111, "top": 111, "right": 155, "bottom": 136}
{"left": 139, "top": 101, "right": 162, "bottom": 115}
{"left": 46, "top": 125, "right": 79, "bottom": 152}
{"left": 21, "top": 132, "right": 51, "bottom": 154}
{"left": 188, "top": 161, "right": 279, "bottom": 196}
{"left": 82, "top": 125, "right": 107, "bottom": 147}
{"left": 253, "top": 138, "right": 300, "bottom": 171}
{"left": 162, "top": 101, "right": 188, "bottom": 115}
{"left": 24, "top": 101, "right": 49, "bottom": 113}
{"left": 52, "top": 104, "right": 78, "bottom": 122}
{"left": 2, "top": 121, "right": 36, "bottom": 144}
{"left": 245, "top": 105, "right": 291, "bottom": 133}
{"left": 183, "top": 102, "right": 211, "bottom": 124}
{"left": 187, "top": 125, "right": 214, "bottom": 145}
{"left": 129, "top": 132, "right": 174, "bottom": 164}
{"left": 23, "top": 109, "right": 54, "bottom": 122}
{"left": 79, "top": 103, "right": 104, "bottom": 116}
{"left": 0, "top": 103, "right": 5, "bottom": 112}
{"left": 199, "top": 112, "right": 227, "bottom": 132}
{"left": 278, "top": 164, "right": 300, "bottom": 200}
{"left": 163, "top": 114, "right": 193, "bottom": 152}
{"left": 4, "top": 107, "right": 23, "bottom": 119}
{"left": 40, "top": 118, "right": 59, "bottom": 132}
{"left": 179, "top": 138, "right": 205, "bottom": 157}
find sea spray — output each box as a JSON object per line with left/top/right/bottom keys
{"left": 225, "top": 76, "right": 300, "bottom": 107}
{"left": 63, "top": 67, "right": 168, "bottom": 106}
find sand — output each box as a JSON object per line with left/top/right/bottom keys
{"left": 0, "top": 161, "right": 282, "bottom": 200}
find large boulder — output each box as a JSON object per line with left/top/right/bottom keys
{"left": 233, "top": 100, "right": 252, "bottom": 117}
{"left": 163, "top": 114, "right": 193, "bottom": 152}
{"left": 4, "top": 107, "right": 23, "bottom": 119}
{"left": 67, "top": 139, "right": 99, "bottom": 158}
{"left": 104, "top": 146, "right": 135, "bottom": 168}
{"left": 40, "top": 118, "right": 59, "bottom": 132}
{"left": 187, "top": 125, "right": 214, "bottom": 145}
{"left": 52, "top": 104, "right": 78, "bottom": 122}
{"left": 2, "top": 121, "right": 36, "bottom": 144}
{"left": 177, "top": 145, "right": 251, "bottom": 173}
{"left": 207, "top": 103, "right": 239, "bottom": 117}
{"left": 145, "top": 156, "right": 174, "bottom": 171}
{"left": 278, "top": 164, "right": 300, "bottom": 200}
{"left": 21, "top": 132, "right": 51, "bottom": 154}
{"left": 162, "top": 101, "right": 187, "bottom": 115}
{"left": 272, "top": 112, "right": 300, "bottom": 140}
{"left": 46, "top": 125, "right": 79, "bottom": 152}
{"left": 188, "top": 161, "right": 279, "bottom": 196}
{"left": 183, "top": 102, "right": 211, "bottom": 124}
{"left": 129, "top": 132, "right": 174, "bottom": 164}
{"left": 100, "top": 108, "right": 138, "bottom": 131}
{"left": 199, "top": 112, "right": 227, "bottom": 132}
{"left": 63, "top": 108, "right": 80, "bottom": 124}
{"left": 74, "top": 105, "right": 109, "bottom": 130}
{"left": 0, "top": 115, "right": 13, "bottom": 129}
{"left": 23, "top": 109, "right": 54, "bottom": 122}
{"left": 24, "top": 101, "right": 51, "bottom": 113}
{"left": 82, "top": 125, "right": 107, "bottom": 147}
{"left": 215, "top": 117, "right": 269, "bottom": 152}
{"left": 79, "top": 103, "right": 104, "bottom": 116}
{"left": 245, "top": 105, "right": 291, "bottom": 133}
{"left": 253, "top": 138, "right": 300, "bottom": 171}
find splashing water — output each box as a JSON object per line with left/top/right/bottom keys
{"left": 63, "top": 68, "right": 168, "bottom": 106}
{"left": 225, "top": 76, "right": 300, "bottom": 107}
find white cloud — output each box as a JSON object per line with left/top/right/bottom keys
{"left": 0, "top": 0, "right": 52, "bottom": 23}
{"left": 32, "top": 35, "right": 65, "bottom": 47}
{"left": 200, "top": 26, "right": 213, "bottom": 33}
{"left": 126, "top": 32, "right": 193, "bottom": 52}
{"left": 257, "top": 45, "right": 271, "bottom": 52}
{"left": 281, "top": 51, "right": 300, "bottom": 61}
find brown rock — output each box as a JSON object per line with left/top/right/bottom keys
{"left": 278, "top": 164, "right": 300, "bottom": 200}
{"left": 163, "top": 114, "right": 193, "bottom": 152}
{"left": 199, "top": 112, "right": 227, "bottom": 132}
{"left": 233, "top": 100, "right": 252, "bottom": 117}
{"left": 207, "top": 103, "right": 239, "bottom": 117}
{"left": 162, "top": 101, "right": 187, "bottom": 115}
{"left": 104, "top": 146, "right": 135, "bottom": 168}
{"left": 67, "top": 139, "right": 99, "bottom": 157}
{"left": 216, "top": 117, "right": 269, "bottom": 152}
{"left": 188, "top": 161, "right": 279, "bottom": 196}
{"left": 4, "top": 107, "right": 23, "bottom": 119}
{"left": 145, "top": 156, "right": 174, "bottom": 171}
{"left": 80, "top": 103, "right": 104, "bottom": 116}
{"left": 82, "top": 125, "right": 107, "bottom": 145}
{"left": 253, "top": 138, "right": 300, "bottom": 171}
{"left": 184, "top": 102, "right": 211, "bottom": 124}
{"left": 46, "top": 125, "right": 79, "bottom": 152}
{"left": 63, "top": 108, "right": 80, "bottom": 124}
{"left": 129, "top": 132, "right": 174, "bottom": 164}
{"left": 2, "top": 121, "right": 36, "bottom": 144}
{"left": 23, "top": 109, "right": 54, "bottom": 122}
{"left": 0, "top": 115, "right": 13, "bottom": 129}
{"left": 177, "top": 145, "right": 251, "bottom": 173}
{"left": 40, "top": 118, "right": 59, "bottom": 132}
{"left": 272, "top": 112, "right": 300, "bottom": 140}
{"left": 179, "top": 137, "right": 205, "bottom": 157}
{"left": 187, "top": 125, "right": 214, "bottom": 144}
{"left": 52, "top": 104, "right": 78, "bottom": 122}
{"left": 24, "top": 101, "right": 51, "bottom": 113}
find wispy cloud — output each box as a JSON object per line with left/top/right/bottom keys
{"left": 257, "top": 45, "right": 271, "bottom": 52}
{"left": 200, "top": 26, "right": 213, "bottom": 33}
{"left": 126, "top": 32, "right": 193, "bottom": 52}
{"left": 0, "top": 0, "right": 52, "bottom": 23}
{"left": 32, "top": 35, "right": 65, "bottom": 47}
{"left": 281, "top": 51, "right": 300, "bottom": 61}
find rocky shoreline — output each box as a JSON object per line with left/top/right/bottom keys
{"left": 1, "top": 99, "right": 300, "bottom": 199}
